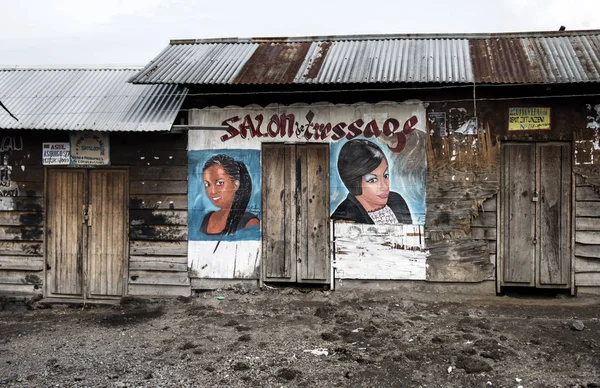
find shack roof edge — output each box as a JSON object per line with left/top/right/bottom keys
{"left": 169, "top": 29, "right": 600, "bottom": 45}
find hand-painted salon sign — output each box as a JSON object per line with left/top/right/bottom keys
{"left": 190, "top": 102, "right": 425, "bottom": 153}
{"left": 220, "top": 112, "right": 419, "bottom": 153}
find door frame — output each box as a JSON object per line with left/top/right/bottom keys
{"left": 260, "top": 143, "right": 331, "bottom": 285}
{"left": 497, "top": 141, "right": 575, "bottom": 295}
{"left": 43, "top": 166, "right": 130, "bottom": 300}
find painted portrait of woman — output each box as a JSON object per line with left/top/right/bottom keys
{"left": 331, "top": 139, "right": 412, "bottom": 225}
{"left": 200, "top": 154, "right": 260, "bottom": 235}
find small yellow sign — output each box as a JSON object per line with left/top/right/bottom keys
{"left": 508, "top": 107, "right": 551, "bottom": 131}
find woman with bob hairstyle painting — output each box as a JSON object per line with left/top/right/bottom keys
{"left": 200, "top": 154, "right": 259, "bottom": 235}
{"left": 331, "top": 139, "right": 412, "bottom": 225}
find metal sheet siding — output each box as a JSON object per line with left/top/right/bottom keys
{"left": 0, "top": 68, "right": 186, "bottom": 131}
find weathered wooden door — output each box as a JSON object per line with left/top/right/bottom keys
{"left": 262, "top": 143, "right": 330, "bottom": 284}
{"left": 500, "top": 143, "right": 571, "bottom": 289}
{"left": 46, "top": 169, "right": 128, "bottom": 299}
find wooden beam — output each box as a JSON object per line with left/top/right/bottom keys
{"left": 129, "top": 241, "right": 188, "bottom": 256}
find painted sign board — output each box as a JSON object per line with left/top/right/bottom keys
{"left": 187, "top": 101, "right": 427, "bottom": 281}
{"left": 42, "top": 142, "right": 70, "bottom": 165}
{"left": 70, "top": 131, "right": 110, "bottom": 166}
{"left": 508, "top": 107, "right": 551, "bottom": 131}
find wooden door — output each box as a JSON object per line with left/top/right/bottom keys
{"left": 500, "top": 143, "right": 571, "bottom": 289}
{"left": 45, "top": 168, "right": 128, "bottom": 299}
{"left": 87, "top": 170, "right": 128, "bottom": 297}
{"left": 46, "top": 169, "right": 86, "bottom": 296}
{"left": 262, "top": 144, "right": 330, "bottom": 284}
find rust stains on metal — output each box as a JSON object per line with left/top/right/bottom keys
{"left": 234, "top": 42, "right": 311, "bottom": 84}
{"left": 470, "top": 35, "right": 600, "bottom": 83}
{"left": 470, "top": 38, "right": 534, "bottom": 83}
{"left": 303, "top": 42, "right": 332, "bottom": 80}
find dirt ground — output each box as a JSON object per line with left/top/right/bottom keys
{"left": 1, "top": 286, "right": 599, "bottom": 388}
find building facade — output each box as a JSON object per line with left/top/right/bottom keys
{"left": 2, "top": 30, "right": 600, "bottom": 300}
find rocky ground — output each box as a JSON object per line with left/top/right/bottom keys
{"left": 1, "top": 285, "right": 600, "bottom": 387}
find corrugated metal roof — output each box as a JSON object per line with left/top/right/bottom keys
{"left": 470, "top": 35, "right": 600, "bottom": 83}
{"left": 129, "top": 30, "right": 600, "bottom": 86}
{"left": 0, "top": 68, "right": 187, "bottom": 131}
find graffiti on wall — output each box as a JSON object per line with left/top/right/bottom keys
{"left": 188, "top": 149, "right": 261, "bottom": 242}
{"left": 0, "top": 136, "right": 22, "bottom": 197}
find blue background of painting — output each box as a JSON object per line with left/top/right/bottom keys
{"left": 329, "top": 137, "right": 426, "bottom": 225}
{"left": 188, "top": 149, "right": 261, "bottom": 241}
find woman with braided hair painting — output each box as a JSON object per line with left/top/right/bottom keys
{"left": 331, "top": 139, "right": 412, "bottom": 225}
{"left": 200, "top": 154, "right": 259, "bottom": 235}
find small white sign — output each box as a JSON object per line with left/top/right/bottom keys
{"left": 70, "top": 131, "right": 110, "bottom": 166}
{"left": 42, "top": 142, "right": 70, "bottom": 165}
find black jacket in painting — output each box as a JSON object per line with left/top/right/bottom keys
{"left": 200, "top": 211, "right": 258, "bottom": 235}
{"left": 331, "top": 191, "right": 412, "bottom": 224}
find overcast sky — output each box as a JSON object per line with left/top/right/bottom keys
{"left": 1, "top": 0, "right": 599, "bottom": 67}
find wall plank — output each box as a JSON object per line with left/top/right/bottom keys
{"left": 471, "top": 226, "right": 497, "bottom": 240}
{"left": 575, "top": 272, "right": 600, "bottom": 286}
{"left": 129, "top": 166, "right": 188, "bottom": 181}
{"left": 130, "top": 195, "right": 188, "bottom": 210}
{"left": 0, "top": 212, "right": 43, "bottom": 226}
{"left": 130, "top": 210, "right": 187, "bottom": 226}
{"left": 576, "top": 186, "right": 600, "bottom": 201}
{"left": 0, "top": 226, "right": 43, "bottom": 241}
{"left": 575, "top": 256, "right": 600, "bottom": 273}
{"left": 130, "top": 225, "right": 188, "bottom": 241}
{"left": 576, "top": 202, "right": 600, "bottom": 217}
{"left": 128, "top": 270, "right": 190, "bottom": 285}
{"left": 112, "top": 150, "right": 187, "bottom": 166}
{"left": 0, "top": 270, "right": 43, "bottom": 285}
{"left": 130, "top": 180, "right": 188, "bottom": 195}
{"left": 575, "top": 243, "right": 600, "bottom": 258}
{"left": 127, "top": 283, "right": 190, "bottom": 297}
{"left": 9, "top": 166, "right": 43, "bottom": 183}
{"left": 471, "top": 212, "right": 496, "bottom": 227}
{"left": 575, "top": 231, "right": 600, "bottom": 245}
{"left": 0, "top": 197, "right": 43, "bottom": 212}
{"left": 576, "top": 217, "right": 600, "bottom": 231}
{"left": 129, "top": 241, "right": 188, "bottom": 256}
{"left": 0, "top": 241, "right": 43, "bottom": 256}
{"left": 129, "top": 261, "right": 188, "bottom": 272}
{"left": 0, "top": 256, "right": 44, "bottom": 271}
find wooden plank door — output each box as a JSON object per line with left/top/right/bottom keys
{"left": 46, "top": 169, "right": 86, "bottom": 296}
{"left": 537, "top": 143, "right": 571, "bottom": 287}
{"left": 501, "top": 143, "right": 536, "bottom": 286}
{"left": 262, "top": 144, "right": 330, "bottom": 284}
{"left": 87, "top": 170, "right": 128, "bottom": 297}
{"left": 297, "top": 144, "right": 330, "bottom": 282}
{"left": 500, "top": 143, "right": 571, "bottom": 289}
{"left": 263, "top": 144, "right": 296, "bottom": 281}
{"left": 46, "top": 168, "right": 128, "bottom": 299}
